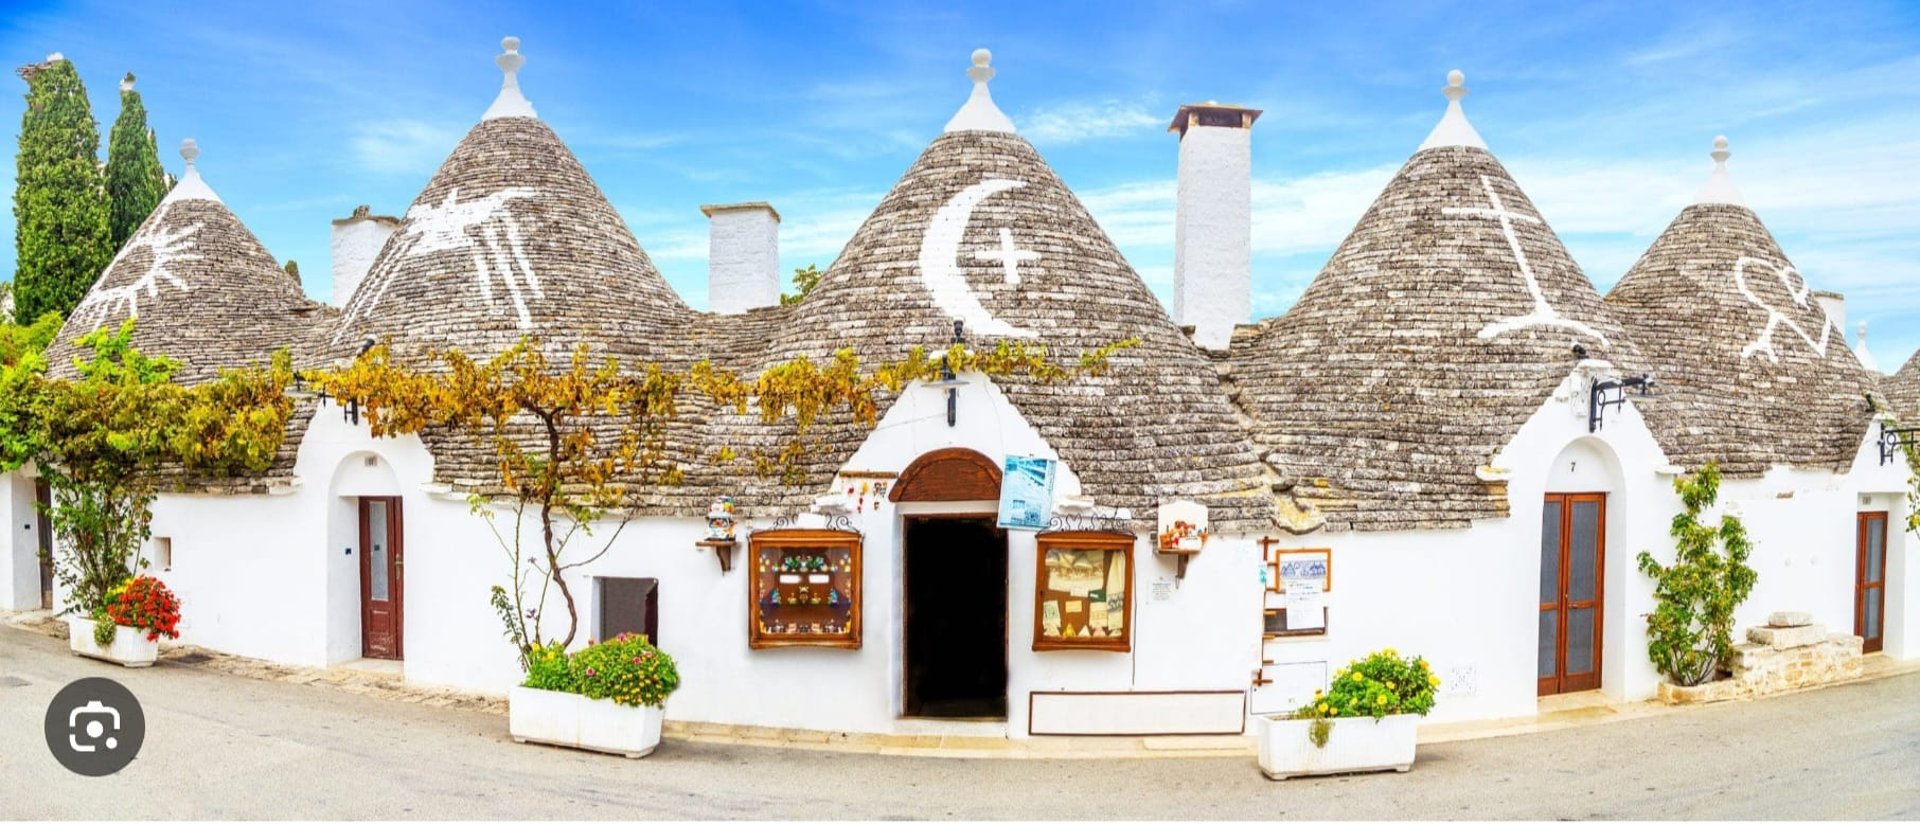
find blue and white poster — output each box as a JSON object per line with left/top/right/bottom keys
{"left": 997, "top": 455, "right": 1056, "bottom": 530}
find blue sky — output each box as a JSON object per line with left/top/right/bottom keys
{"left": 5, "top": 0, "right": 1917, "bottom": 369}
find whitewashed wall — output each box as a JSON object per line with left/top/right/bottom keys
{"left": 1259, "top": 365, "right": 1674, "bottom": 723}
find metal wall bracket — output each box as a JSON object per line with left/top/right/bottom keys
{"left": 1589, "top": 373, "right": 1654, "bottom": 433}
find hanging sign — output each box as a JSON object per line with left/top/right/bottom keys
{"left": 997, "top": 455, "right": 1056, "bottom": 530}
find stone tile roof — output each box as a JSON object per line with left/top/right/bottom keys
{"left": 1888, "top": 351, "right": 1920, "bottom": 424}
{"left": 688, "top": 130, "right": 1276, "bottom": 533}
{"left": 53, "top": 185, "right": 330, "bottom": 385}
{"left": 318, "top": 115, "right": 695, "bottom": 367}
{"left": 1606, "top": 203, "right": 1880, "bottom": 476}
{"left": 45, "top": 165, "right": 329, "bottom": 493}
{"left": 1228, "top": 145, "right": 1643, "bottom": 532}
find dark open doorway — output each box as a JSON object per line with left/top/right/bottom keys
{"left": 904, "top": 516, "right": 1008, "bottom": 719}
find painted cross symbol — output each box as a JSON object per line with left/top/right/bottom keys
{"left": 973, "top": 227, "right": 1040, "bottom": 285}
{"left": 1442, "top": 175, "right": 1607, "bottom": 345}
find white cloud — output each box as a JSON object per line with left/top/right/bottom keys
{"left": 349, "top": 119, "right": 462, "bottom": 176}
{"left": 1021, "top": 101, "right": 1162, "bottom": 145}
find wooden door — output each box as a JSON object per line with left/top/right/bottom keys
{"left": 359, "top": 497, "right": 404, "bottom": 659}
{"left": 1540, "top": 493, "right": 1606, "bottom": 695}
{"left": 1857, "top": 512, "right": 1888, "bottom": 654}
{"left": 34, "top": 479, "right": 52, "bottom": 610}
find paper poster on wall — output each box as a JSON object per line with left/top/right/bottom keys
{"left": 1282, "top": 579, "right": 1325, "bottom": 630}
{"left": 1273, "top": 548, "right": 1331, "bottom": 593}
{"left": 997, "top": 455, "right": 1056, "bottom": 530}
{"left": 1042, "top": 601, "right": 1062, "bottom": 637}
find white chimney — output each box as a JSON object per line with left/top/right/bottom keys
{"left": 701, "top": 202, "right": 781, "bottom": 314}
{"left": 330, "top": 205, "right": 399, "bottom": 307}
{"left": 1169, "top": 102, "right": 1261, "bottom": 350}
{"left": 1814, "top": 289, "right": 1845, "bottom": 338}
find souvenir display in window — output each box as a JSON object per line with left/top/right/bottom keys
{"left": 1034, "top": 531, "right": 1132, "bottom": 651}
{"left": 748, "top": 529, "right": 861, "bottom": 649}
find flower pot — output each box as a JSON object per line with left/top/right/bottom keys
{"left": 66, "top": 616, "right": 159, "bottom": 668}
{"left": 1254, "top": 713, "right": 1419, "bottom": 780}
{"left": 508, "top": 685, "right": 663, "bottom": 758}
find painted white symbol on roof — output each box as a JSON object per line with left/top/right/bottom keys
{"left": 336, "top": 186, "right": 543, "bottom": 342}
{"left": 1443, "top": 175, "right": 1608, "bottom": 345}
{"left": 71, "top": 209, "right": 203, "bottom": 327}
{"left": 1735, "top": 255, "right": 1831, "bottom": 362}
{"left": 920, "top": 179, "right": 1037, "bottom": 339}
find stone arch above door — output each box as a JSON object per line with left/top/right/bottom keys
{"left": 889, "top": 448, "right": 1002, "bottom": 503}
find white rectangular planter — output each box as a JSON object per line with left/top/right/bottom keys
{"left": 1255, "top": 713, "right": 1419, "bottom": 780}
{"left": 509, "top": 685, "right": 663, "bottom": 758}
{"left": 66, "top": 617, "right": 159, "bottom": 668}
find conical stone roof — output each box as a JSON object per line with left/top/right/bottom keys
{"left": 1887, "top": 351, "right": 1920, "bottom": 425}
{"left": 54, "top": 139, "right": 329, "bottom": 384}
{"left": 1228, "top": 72, "right": 1642, "bottom": 532}
{"left": 694, "top": 51, "right": 1274, "bottom": 532}
{"left": 1607, "top": 137, "right": 1879, "bottom": 476}
{"left": 324, "top": 40, "right": 691, "bottom": 365}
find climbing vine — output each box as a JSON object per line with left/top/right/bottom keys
{"left": 1635, "top": 463, "right": 1757, "bottom": 686}
{"left": 311, "top": 335, "right": 1135, "bottom": 670}
{"left": 0, "top": 320, "right": 295, "bottom": 615}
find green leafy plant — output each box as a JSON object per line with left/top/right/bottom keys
{"left": 522, "top": 641, "right": 576, "bottom": 694}
{"left": 779, "top": 263, "right": 822, "bottom": 306}
{"left": 1636, "top": 463, "right": 1757, "bottom": 686}
{"left": 1289, "top": 649, "right": 1440, "bottom": 748}
{"left": 104, "top": 72, "right": 168, "bottom": 250}
{"left": 0, "top": 320, "right": 295, "bottom": 618}
{"left": 520, "top": 633, "right": 680, "bottom": 709}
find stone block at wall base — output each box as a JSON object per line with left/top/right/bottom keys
{"left": 1747, "top": 624, "right": 1826, "bottom": 649}
{"left": 1658, "top": 627, "right": 1863, "bottom": 706}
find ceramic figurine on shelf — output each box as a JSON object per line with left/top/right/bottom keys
{"left": 705, "top": 496, "right": 737, "bottom": 542}
{"left": 828, "top": 589, "right": 840, "bottom": 606}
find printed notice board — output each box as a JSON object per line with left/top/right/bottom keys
{"left": 997, "top": 455, "right": 1056, "bottom": 530}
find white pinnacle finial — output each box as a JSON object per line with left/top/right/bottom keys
{"left": 944, "top": 47, "right": 1016, "bottom": 134}
{"left": 161, "top": 138, "right": 221, "bottom": 205}
{"left": 482, "top": 35, "right": 538, "bottom": 121}
{"left": 1693, "top": 133, "right": 1745, "bottom": 206}
{"left": 1854, "top": 320, "right": 1879, "bottom": 372}
{"left": 1418, "top": 68, "right": 1487, "bottom": 150}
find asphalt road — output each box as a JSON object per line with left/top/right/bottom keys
{"left": 2, "top": 625, "right": 1916, "bottom": 820}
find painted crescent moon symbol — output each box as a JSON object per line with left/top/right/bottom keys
{"left": 918, "top": 178, "right": 1037, "bottom": 338}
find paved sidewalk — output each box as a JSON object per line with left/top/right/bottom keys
{"left": 10, "top": 610, "right": 1917, "bottom": 761}
{"left": 4, "top": 623, "right": 1917, "bottom": 819}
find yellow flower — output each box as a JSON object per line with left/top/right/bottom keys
{"left": 1382, "top": 647, "right": 1397, "bottom": 657}
{"left": 1376, "top": 695, "right": 1388, "bottom": 705}
{"left": 1350, "top": 672, "right": 1364, "bottom": 682}
{"left": 1329, "top": 708, "right": 1339, "bottom": 716}
{"left": 1429, "top": 675, "right": 1441, "bottom": 686}
{"left": 1317, "top": 702, "right": 1328, "bottom": 713}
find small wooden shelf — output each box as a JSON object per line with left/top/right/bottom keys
{"left": 695, "top": 538, "right": 737, "bottom": 573}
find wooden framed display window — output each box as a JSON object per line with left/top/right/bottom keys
{"left": 1265, "top": 546, "right": 1331, "bottom": 638}
{"left": 749, "top": 529, "right": 862, "bottom": 649}
{"left": 1034, "top": 531, "right": 1133, "bottom": 652}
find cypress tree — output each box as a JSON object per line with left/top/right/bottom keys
{"left": 104, "top": 72, "right": 167, "bottom": 250}
{"left": 13, "top": 55, "right": 111, "bottom": 321}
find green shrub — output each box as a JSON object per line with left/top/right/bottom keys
{"left": 571, "top": 633, "right": 679, "bottom": 709}
{"left": 1289, "top": 649, "right": 1440, "bottom": 747}
{"left": 522, "top": 641, "right": 576, "bottom": 694}
{"left": 520, "top": 634, "right": 679, "bottom": 710}
{"left": 1636, "top": 463, "right": 1756, "bottom": 686}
